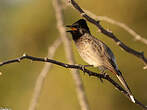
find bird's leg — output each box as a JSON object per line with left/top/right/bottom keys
{"left": 76, "top": 64, "right": 93, "bottom": 74}
{"left": 81, "top": 65, "right": 93, "bottom": 74}
{"left": 98, "top": 66, "right": 107, "bottom": 83}
{"left": 101, "top": 69, "right": 107, "bottom": 76}
{"left": 99, "top": 73, "right": 104, "bottom": 83}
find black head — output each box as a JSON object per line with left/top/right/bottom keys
{"left": 66, "top": 19, "right": 90, "bottom": 41}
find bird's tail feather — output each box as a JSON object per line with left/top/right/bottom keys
{"left": 116, "top": 70, "right": 135, "bottom": 103}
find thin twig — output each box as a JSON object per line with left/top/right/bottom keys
{"left": 0, "top": 55, "right": 146, "bottom": 109}
{"left": 85, "top": 10, "right": 147, "bottom": 45}
{"left": 67, "top": 0, "right": 147, "bottom": 69}
{"left": 28, "top": 38, "right": 61, "bottom": 110}
{"left": 52, "top": 0, "right": 90, "bottom": 110}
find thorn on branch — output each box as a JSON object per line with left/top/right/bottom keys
{"left": 44, "top": 57, "right": 48, "bottom": 62}
{"left": 64, "top": 64, "right": 69, "bottom": 68}
{"left": 106, "top": 28, "right": 112, "bottom": 33}
{"left": 17, "top": 58, "right": 21, "bottom": 62}
{"left": 116, "top": 41, "right": 121, "bottom": 46}
{"left": 81, "top": 12, "right": 86, "bottom": 16}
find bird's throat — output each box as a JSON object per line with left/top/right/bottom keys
{"left": 71, "top": 32, "right": 83, "bottom": 41}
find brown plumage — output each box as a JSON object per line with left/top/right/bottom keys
{"left": 66, "top": 19, "right": 135, "bottom": 103}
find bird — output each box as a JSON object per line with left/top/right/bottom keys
{"left": 66, "top": 19, "right": 135, "bottom": 103}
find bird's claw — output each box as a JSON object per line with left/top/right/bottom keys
{"left": 75, "top": 64, "right": 86, "bottom": 74}
{"left": 76, "top": 64, "right": 93, "bottom": 74}
{"left": 99, "top": 72, "right": 107, "bottom": 83}
{"left": 81, "top": 65, "right": 86, "bottom": 74}
{"left": 99, "top": 76, "right": 103, "bottom": 83}
{"left": 103, "top": 73, "right": 107, "bottom": 77}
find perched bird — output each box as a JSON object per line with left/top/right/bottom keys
{"left": 66, "top": 19, "right": 135, "bottom": 103}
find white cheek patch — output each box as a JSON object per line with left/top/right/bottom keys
{"left": 79, "top": 29, "right": 83, "bottom": 34}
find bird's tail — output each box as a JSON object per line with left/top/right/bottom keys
{"left": 116, "top": 70, "right": 135, "bottom": 103}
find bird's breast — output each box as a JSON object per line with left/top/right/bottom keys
{"left": 75, "top": 36, "right": 103, "bottom": 67}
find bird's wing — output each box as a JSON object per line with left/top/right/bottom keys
{"left": 92, "top": 36, "right": 135, "bottom": 103}
{"left": 103, "top": 44, "right": 118, "bottom": 69}
{"left": 92, "top": 36, "right": 118, "bottom": 72}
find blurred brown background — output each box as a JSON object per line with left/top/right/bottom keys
{"left": 0, "top": 0, "right": 147, "bottom": 110}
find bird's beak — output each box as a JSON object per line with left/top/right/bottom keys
{"left": 65, "top": 25, "right": 72, "bottom": 28}
{"left": 65, "top": 25, "right": 78, "bottom": 32}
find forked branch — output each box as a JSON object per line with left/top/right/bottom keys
{"left": 68, "top": 0, "right": 147, "bottom": 69}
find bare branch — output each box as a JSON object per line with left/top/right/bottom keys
{"left": 85, "top": 10, "right": 147, "bottom": 45}
{"left": 0, "top": 55, "right": 147, "bottom": 109}
{"left": 67, "top": 0, "right": 147, "bottom": 68}
{"left": 28, "top": 38, "right": 61, "bottom": 110}
{"left": 52, "top": 0, "right": 90, "bottom": 110}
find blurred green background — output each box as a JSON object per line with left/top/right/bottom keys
{"left": 0, "top": 0, "right": 147, "bottom": 110}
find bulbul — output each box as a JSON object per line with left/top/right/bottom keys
{"left": 66, "top": 19, "right": 135, "bottom": 103}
